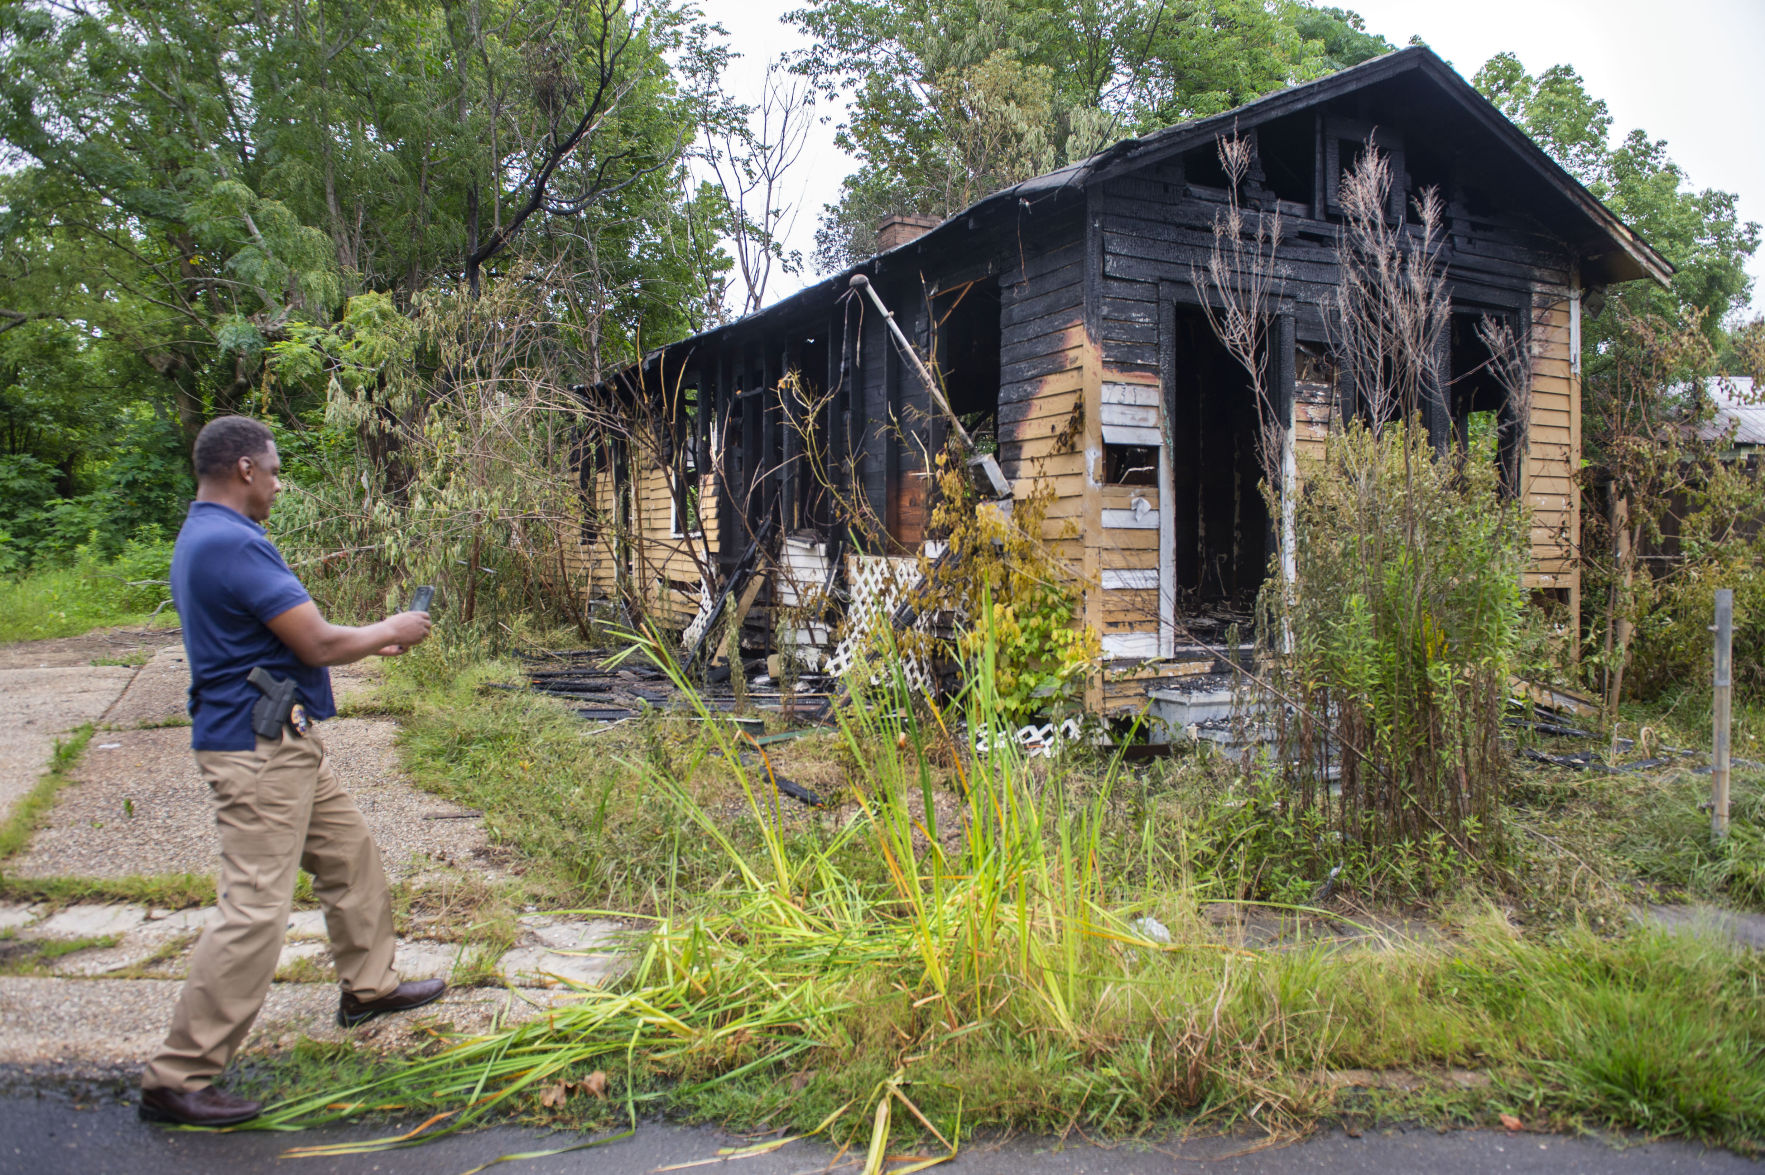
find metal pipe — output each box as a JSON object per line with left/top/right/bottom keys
{"left": 849, "top": 274, "right": 973, "bottom": 448}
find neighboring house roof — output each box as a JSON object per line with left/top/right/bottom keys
{"left": 618, "top": 45, "right": 1672, "bottom": 381}
{"left": 1700, "top": 377, "right": 1765, "bottom": 448}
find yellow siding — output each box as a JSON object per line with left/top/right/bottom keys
{"left": 578, "top": 448, "right": 721, "bottom": 626}
{"left": 1523, "top": 288, "right": 1580, "bottom": 615}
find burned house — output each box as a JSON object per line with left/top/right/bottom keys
{"left": 574, "top": 46, "right": 1670, "bottom": 715}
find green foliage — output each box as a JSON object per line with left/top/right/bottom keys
{"left": 0, "top": 0, "right": 740, "bottom": 576}
{"left": 0, "top": 537, "right": 174, "bottom": 642}
{"left": 916, "top": 449, "right": 1099, "bottom": 725}
{"left": 1473, "top": 52, "right": 1758, "bottom": 358}
{"left": 269, "top": 263, "right": 599, "bottom": 638}
{"left": 1185, "top": 771, "right": 1476, "bottom": 905}
{"left": 0, "top": 724, "right": 91, "bottom": 865}
{"left": 792, "top": 0, "right": 1392, "bottom": 267}
{"left": 1608, "top": 764, "right": 1765, "bottom": 910}
{"left": 1627, "top": 459, "right": 1765, "bottom": 704}
{"left": 1269, "top": 420, "right": 1530, "bottom": 883}
{"left": 253, "top": 638, "right": 1765, "bottom": 1156}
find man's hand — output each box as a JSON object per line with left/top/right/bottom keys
{"left": 267, "top": 603, "right": 432, "bottom": 667}
{"left": 372, "top": 610, "right": 432, "bottom": 657}
{"left": 384, "top": 609, "right": 432, "bottom": 647}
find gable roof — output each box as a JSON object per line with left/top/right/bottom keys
{"left": 618, "top": 45, "right": 1670, "bottom": 380}
{"left": 962, "top": 45, "right": 1671, "bottom": 287}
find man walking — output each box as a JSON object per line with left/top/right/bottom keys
{"left": 139, "top": 416, "right": 444, "bottom": 1127}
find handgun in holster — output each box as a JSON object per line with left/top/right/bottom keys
{"left": 248, "top": 667, "right": 308, "bottom": 738}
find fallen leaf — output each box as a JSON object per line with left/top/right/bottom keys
{"left": 583, "top": 1070, "right": 609, "bottom": 1099}
{"left": 789, "top": 1069, "right": 816, "bottom": 1093}
{"left": 1500, "top": 1113, "right": 1524, "bottom": 1132}
{"left": 540, "top": 1081, "right": 570, "bottom": 1108}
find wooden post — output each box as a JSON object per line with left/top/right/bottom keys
{"left": 1712, "top": 588, "right": 1733, "bottom": 842}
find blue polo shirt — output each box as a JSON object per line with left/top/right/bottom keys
{"left": 170, "top": 501, "right": 335, "bottom": 751}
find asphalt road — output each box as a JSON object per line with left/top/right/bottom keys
{"left": 0, "top": 1091, "right": 1757, "bottom": 1175}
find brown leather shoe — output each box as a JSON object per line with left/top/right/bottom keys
{"left": 138, "top": 1084, "right": 262, "bottom": 1127}
{"left": 337, "top": 977, "right": 447, "bottom": 1027}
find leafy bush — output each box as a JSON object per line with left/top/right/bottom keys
{"left": 0, "top": 411, "right": 190, "bottom": 573}
{"left": 1265, "top": 419, "right": 1531, "bottom": 889}
{"left": 1627, "top": 460, "right": 1765, "bottom": 704}
{"left": 914, "top": 450, "right": 1099, "bottom": 724}
{"left": 266, "top": 276, "right": 594, "bottom": 639}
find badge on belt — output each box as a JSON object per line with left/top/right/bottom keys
{"left": 247, "top": 667, "right": 312, "bottom": 739}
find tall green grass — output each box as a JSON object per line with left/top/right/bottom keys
{"left": 248, "top": 632, "right": 1765, "bottom": 1159}
{"left": 0, "top": 539, "right": 174, "bottom": 642}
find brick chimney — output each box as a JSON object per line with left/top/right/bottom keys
{"left": 875, "top": 213, "right": 941, "bottom": 253}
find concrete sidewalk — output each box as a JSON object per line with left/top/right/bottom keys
{"left": 0, "top": 628, "right": 627, "bottom": 1086}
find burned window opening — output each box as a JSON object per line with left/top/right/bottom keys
{"left": 1324, "top": 118, "right": 1404, "bottom": 220}
{"left": 1255, "top": 113, "right": 1316, "bottom": 206}
{"left": 932, "top": 277, "right": 1003, "bottom": 453}
{"left": 1169, "top": 309, "right": 1269, "bottom": 611}
{"left": 1184, "top": 144, "right": 1232, "bottom": 190}
{"left": 1450, "top": 311, "right": 1521, "bottom": 495}
{"left": 1104, "top": 442, "right": 1158, "bottom": 486}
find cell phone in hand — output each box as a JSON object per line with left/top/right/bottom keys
{"left": 409, "top": 585, "right": 435, "bottom": 613}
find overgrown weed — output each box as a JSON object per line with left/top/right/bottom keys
{"left": 244, "top": 632, "right": 1765, "bottom": 1158}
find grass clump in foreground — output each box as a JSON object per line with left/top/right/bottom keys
{"left": 245, "top": 635, "right": 1765, "bottom": 1162}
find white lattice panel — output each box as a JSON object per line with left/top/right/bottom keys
{"left": 679, "top": 575, "right": 716, "bottom": 652}
{"left": 824, "top": 554, "right": 932, "bottom": 692}
{"left": 971, "top": 717, "right": 1086, "bottom": 759}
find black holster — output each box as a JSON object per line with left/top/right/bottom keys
{"left": 247, "top": 667, "right": 299, "bottom": 739}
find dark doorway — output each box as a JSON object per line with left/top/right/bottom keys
{"left": 1168, "top": 308, "right": 1269, "bottom": 610}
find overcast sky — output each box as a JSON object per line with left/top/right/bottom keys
{"left": 717, "top": 0, "right": 1765, "bottom": 318}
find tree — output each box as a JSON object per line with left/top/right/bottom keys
{"left": 1473, "top": 52, "right": 1759, "bottom": 363}
{"left": 0, "top": 0, "right": 743, "bottom": 570}
{"left": 789, "top": 0, "right": 1392, "bottom": 268}
{"left": 1474, "top": 53, "right": 1762, "bottom": 705}
{"left": 697, "top": 61, "right": 814, "bottom": 318}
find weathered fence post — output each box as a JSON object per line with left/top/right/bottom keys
{"left": 1712, "top": 588, "right": 1733, "bottom": 843}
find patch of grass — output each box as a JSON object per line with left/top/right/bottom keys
{"left": 0, "top": 724, "right": 94, "bottom": 864}
{"left": 244, "top": 638, "right": 1765, "bottom": 1161}
{"left": 35, "top": 933, "right": 120, "bottom": 961}
{"left": 90, "top": 649, "right": 154, "bottom": 668}
{"left": 392, "top": 871, "right": 517, "bottom": 986}
{"left": 1509, "top": 701, "right": 1765, "bottom": 914}
{"left": 130, "top": 715, "right": 192, "bottom": 729}
{"left": 0, "top": 555, "right": 173, "bottom": 643}
{"left": 0, "top": 872, "right": 216, "bottom": 909}
{"left": 275, "top": 954, "right": 335, "bottom": 984}
{"left": 104, "top": 932, "right": 197, "bottom": 980}
{"left": 372, "top": 640, "right": 772, "bottom": 910}
{"left": 0, "top": 932, "right": 121, "bottom": 976}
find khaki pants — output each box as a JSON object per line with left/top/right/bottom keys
{"left": 142, "top": 725, "right": 400, "bottom": 1093}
